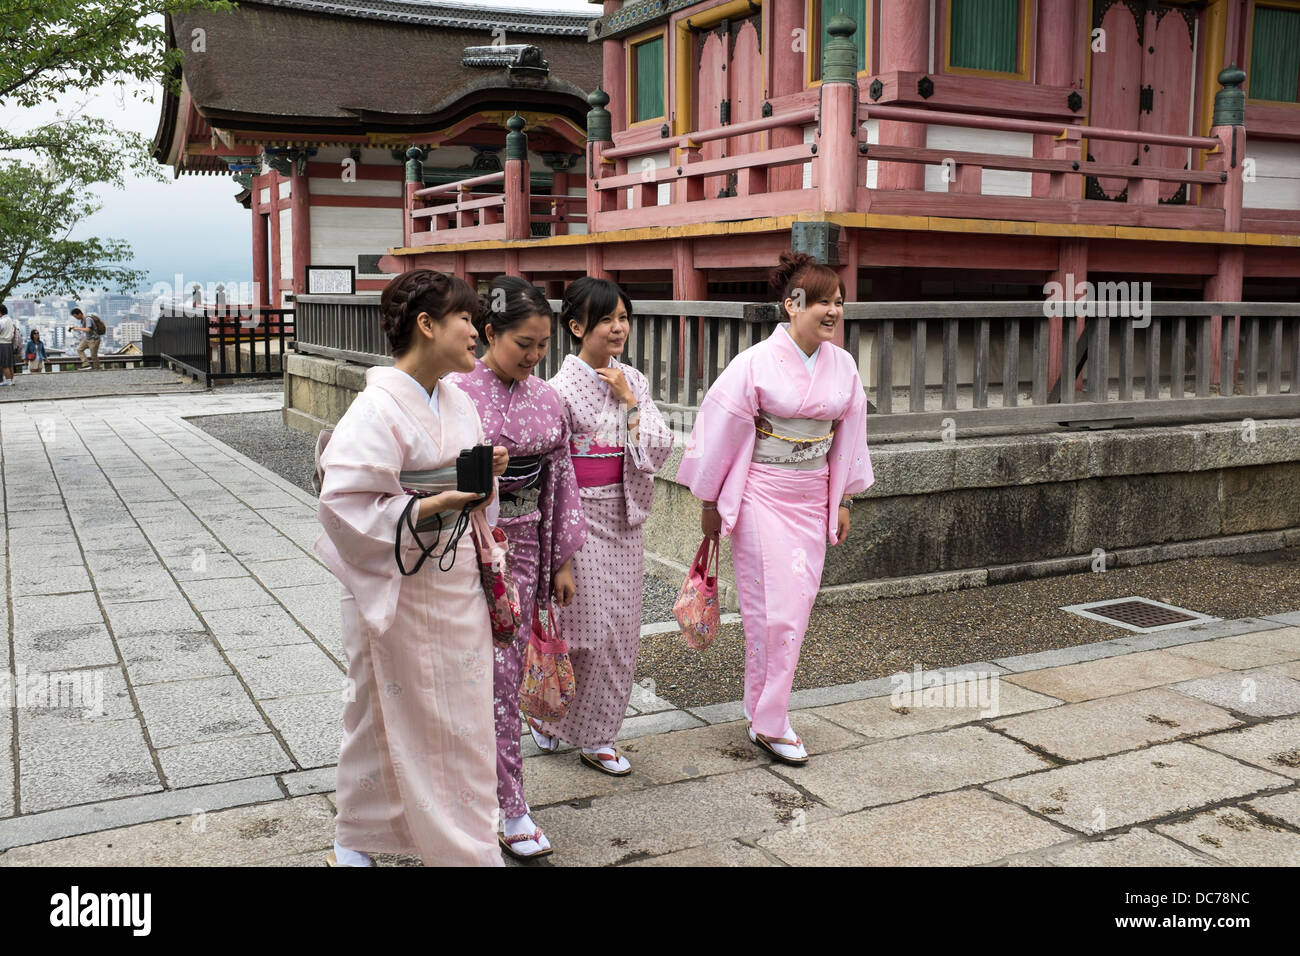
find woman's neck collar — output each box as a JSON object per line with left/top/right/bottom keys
{"left": 577, "top": 349, "right": 610, "bottom": 370}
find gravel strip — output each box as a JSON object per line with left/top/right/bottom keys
{"left": 187, "top": 409, "right": 317, "bottom": 495}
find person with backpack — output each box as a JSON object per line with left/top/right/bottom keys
{"left": 71, "top": 308, "right": 104, "bottom": 370}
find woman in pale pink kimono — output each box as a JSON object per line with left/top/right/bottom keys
{"left": 535, "top": 278, "right": 673, "bottom": 775}
{"left": 316, "top": 269, "right": 508, "bottom": 867}
{"left": 676, "top": 252, "right": 874, "bottom": 766}
{"left": 448, "top": 276, "right": 587, "bottom": 860}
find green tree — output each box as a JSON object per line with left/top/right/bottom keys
{"left": 0, "top": 1, "right": 232, "bottom": 297}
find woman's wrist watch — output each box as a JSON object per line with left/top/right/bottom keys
{"left": 839, "top": 498, "right": 853, "bottom": 511}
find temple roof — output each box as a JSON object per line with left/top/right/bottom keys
{"left": 153, "top": 0, "right": 601, "bottom": 173}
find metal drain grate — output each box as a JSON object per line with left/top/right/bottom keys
{"left": 1060, "top": 597, "right": 1219, "bottom": 634}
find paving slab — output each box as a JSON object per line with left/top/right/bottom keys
{"left": 520, "top": 750, "right": 651, "bottom": 808}
{"left": 102, "top": 597, "right": 204, "bottom": 638}
{"left": 616, "top": 715, "right": 865, "bottom": 787}
{"left": 12, "top": 591, "right": 103, "bottom": 634}
{"left": 1191, "top": 716, "right": 1300, "bottom": 779}
{"left": 179, "top": 576, "right": 278, "bottom": 612}
{"left": 12, "top": 622, "right": 118, "bottom": 672}
{"left": 14, "top": 666, "right": 135, "bottom": 730}
{"left": 1155, "top": 806, "right": 1300, "bottom": 865}
{"left": 201, "top": 604, "right": 315, "bottom": 651}
{"left": 531, "top": 768, "right": 835, "bottom": 867}
{"left": 257, "top": 692, "right": 343, "bottom": 768}
{"left": 280, "top": 767, "right": 338, "bottom": 798}
{"left": 0, "top": 794, "right": 335, "bottom": 866}
{"left": 116, "top": 631, "right": 232, "bottom": 686}
{"left": 990, "top": 687, "right": 1243, "bottom": 761}
{"left": 625, "top": 839, "right": 780, "bottom": 867}
{"left": 0, "top": 708, "right": 13, "bottom": 817}
{"left": 1244, "top": 789, "right": 1300, "bottom": 829}
{"left": 245, "top": 557, "right": 334, "bottom": 590}
{"left": 156, "top": 734, "right": 296, "bottom": 789}
{"left": 1004, "top": 650, "right": 1228, "bottom": 703}
{"left": 615, "top": 708, "right": 705, "bottom": 740}
{"left": 1019, "top": 828, "right": 1213, "bottom": 867}
{"left": 10, "top": 563, "right": 92, "bottom": 597}
{"left": 1170, "top": 670, "right": 1300, "bottom": 718}
{"left": 782, "top": 725, "right": 1052, "bottom": 814}
{"left": 93, "top": 566, "right": 184, "bottom": 605}
{"left": 1162, "top": 635, "right": 1300, "bottom": 670}
{"left": 18, "top": 718, "right": 162, "bottom": 813}
{"left": 133, "top": 675, "right": 270, "bottom": 748}
{"left": 809, "top": 679, "right": 1060, "bottom": 740}
{"left": 1228, "top": 625, "right": 1300, "bottom": 656}
{"left": 759, "top": 789, "right": 1070, "bottom": 866}
{"left": 985, "top": 741, "right": 1292, "bottom": 833}
{"left": 226, "top": 644, "right": 344, "bottom": 700}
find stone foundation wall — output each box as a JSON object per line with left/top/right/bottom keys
{"left": 285, "top": 353, "right": 1300, "bottom": 608}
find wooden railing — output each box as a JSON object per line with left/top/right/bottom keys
{"left": 295, "top": 295, "right": 1300, "bottom": 436}
{"left": 858, "top": 103, "right": 1239, "bottom": 230}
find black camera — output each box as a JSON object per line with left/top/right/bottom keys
{"left": 456, "top": 444, "right": 494, "bottom": 497}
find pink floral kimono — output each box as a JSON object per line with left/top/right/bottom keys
{"left": 448, "top": 359, "right": 587, "bottom": 818}
{"left": 316, "top": 365, "right": 502, "bottom": 867}
{"left": 676, "top": 324, "right": 873, "bottom": 739}
{"left": 537, "top": 354, "right": 674, "bottom": 747}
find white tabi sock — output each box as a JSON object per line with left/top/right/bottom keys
{"left": 332, "top": 840, "right": 373, "bottom": 867}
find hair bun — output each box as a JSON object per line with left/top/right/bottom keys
{"left": 770, "top": 250, "right": 817, "bottom": 297}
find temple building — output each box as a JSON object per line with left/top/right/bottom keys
{"left": 152, "top": 0, "right": 602, "bottom": 305}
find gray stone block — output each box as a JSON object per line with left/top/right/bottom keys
{"left": 788, "top": 676, "right": 900, "bottom": 710}
{"left": 178, "top": 576, "right": 278, "bottom": 612}
{"left": 616, "top": 709, "right": 705, "bottom": 740}
{"left": 157, "top": 734, "right": 295, "bottom": 789}
{"left": 12, "top": 592, "right": 103, "bottom": 635}
{"left": 1264, "top": 610, "right": 1300, "bottom": 627}
{"left": 993, "top": 640, "right": 1139, "bottom": 672}
{"left": 94, "top": 566, "right": 183, "bottom": 605}
{"left": 259, "top": 692, "right": 344, "bottom": 768}
{"left": 226, "top": 644, "right": 344, "bottom": 700}
{"left": 281, "top": 767, "right": 338, "bottom": 797}
{"left": 1170, "top": 670, "right": 1300, "bottom": 718}
{"left": 116, "top": 632, "right": 231, "bottom": 686}
{"left": 1222, "top": 463, "right": 1300, "bottom": 533}
{"left": 12, "top": 621, "right": 118, "bottom": 673}
{"left": 0, "top": 776, "right": 285, "bottom": 851}
{"left": 103, "top": 597, "right": 204, "bottom": 638}
{"left": 686, "top": 701, "right": 747, "bottom": 725}
{"left": 245, "top": 557, "right": 334, "bottom": 590}
{"left": 201, "top": 604, "right": 315, "bottom": 651}
{"left": 134, "top": 675, "right": 270, "bottom": 748}
{"left": 0, "top": 708, "right": 11, "bottom": 817}
{"left": 18, "top": 718, "right": 161, "bottom": 814}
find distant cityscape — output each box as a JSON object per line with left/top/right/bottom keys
{"left": 1, "top": 293, "right": 160, "bottom": 354}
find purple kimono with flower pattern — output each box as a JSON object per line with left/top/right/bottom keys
{"left": 448, "top": 359, "right": 587, "bottom": 818}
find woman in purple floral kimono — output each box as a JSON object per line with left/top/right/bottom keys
{"left": 448, "top": 276, "right": 586, "bottom": 861}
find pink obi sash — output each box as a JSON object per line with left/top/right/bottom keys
{"left": 570, "top": 440, "right": 623, "bottom": 488}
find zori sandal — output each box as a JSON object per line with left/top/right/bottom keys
{"left": 747, "top": 723, "right": 809, "bottom": 766}
{"left": 498, "top": 829, "right": 553, "bottom": 861}
{"left": 527, "top": 717, "right": 559, "bottom": 754}
{"left": 579, "top": 746, "right": 632, "bottom": 776}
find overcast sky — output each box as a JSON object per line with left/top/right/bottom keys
{"left": 4, "top": 0, "right": 599, "bottom": 298}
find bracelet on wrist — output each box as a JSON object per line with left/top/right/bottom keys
{"left": 701, "top": 503, "right": 718, "bottom": 511}
{"left": 839, "top": 500, "right": 852, "bottom": 511}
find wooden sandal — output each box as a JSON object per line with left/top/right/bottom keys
{"left": 579, "top": 747, "right": 632, "bottom": 776}
{"left": 498, "top": 829, "right": 553, "bottom": 860}
{"left": 748, "top": 724, "right": 808, "bottom": 766}
{"left": 527, "top": 717, "right": 559, "bottom": 754}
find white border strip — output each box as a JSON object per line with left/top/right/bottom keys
{"left": 1060, "top": 596, "right": 1220, "bottom": 634}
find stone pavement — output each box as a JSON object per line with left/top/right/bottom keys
{"left": 1, "top": 387, "right": 1298, "bottom": 865}
{"left": 0, "top": 366, "right": 204, "bottom": 403}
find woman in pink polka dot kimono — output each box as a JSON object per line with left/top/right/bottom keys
{"left": 533, "top": 278, "right": 674, "bottom": 775}
{"left": 676, "top": 252, "right": 874, "bottom": 766}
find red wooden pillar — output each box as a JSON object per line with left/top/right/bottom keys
{"left": 269, "top": 177, "right": 284, "bottom": 309}
{"left": 767, "top": 0, "right": 805, "bottom": 192}
{"left": 504, "top": 115, "right": 531, "bottom": 241}
{"left": 1033, "top": 0, "right": 1078, "bottom": 197}
{"left": 289, "top": 157, "right": 311, "bottom": 298}
{"left": 602, "top": 1, "right": 626, "bottom": 135}
{"left": 251, "top": 206, "right": 270, "bottom": 311}
{"left": 1202, "top": 66, "right": 1248, "bottom": 386}
{"left": 877, "top": 0, "right": 928, "bottom": 191}
{"left": 673, "top": 239, "right": 707, "bottom": 384}
{"left": 819, "top": 14, "right": 860, "bottom": 212}
{"left": 1047, "top": 238, "right": 1088, "bottom": 390}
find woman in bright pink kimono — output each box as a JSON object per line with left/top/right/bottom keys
{"left": 316, "top": 269, "right": 508, "bottom": 867}
{"left": 533, "top": 278, "right": 674, "bottom": 775}
{"left": 448, "top": 276, "right": 587, "bottom": 860}
{"left": 676, "top": 252, "right": 874, "bottom": 766}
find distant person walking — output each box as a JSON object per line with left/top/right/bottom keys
{"left": 0, "top": 305, "right": 15, "bottom": 386}
{"left": 71, "top": 308, "right": 103, "bottom": 370}
{"left": 191, "top": 284, "right": 204, "bottom": 308}
{"left": 25, "top": 330, "right": 47, "bottom": 373}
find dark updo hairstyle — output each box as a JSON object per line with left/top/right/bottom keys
{"left": 476, "top": 275, "right": 553, "bottom": 342}
{"left": 560, "top": 277, "right": 632, "bottom": 350}
{"left": 770, "top": 251, "right": 845, "bottom": 320}
{"left": 379, "top": 269, "right": 479, "bottom": 356}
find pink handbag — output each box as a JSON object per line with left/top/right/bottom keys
{"left": 471, "top": 510, "right": 522, "bottom": 648}
{"left": 519, "top": 603, "right": 576, "bottom": 722}
{"left": 674, "top": 535, "right": 721, "bottom": 650}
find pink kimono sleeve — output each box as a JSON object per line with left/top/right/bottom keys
{"left": 627, "top": 367, "right": 674, "bottom": 475}
{"left": 674, "top": 355, "right": 758, "bottom": 539}
{"left": 826, "top": 361, "right": 874, "bottom": 544}
{"left": 316, "top": 400, "right": 415, "bottom": 637}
